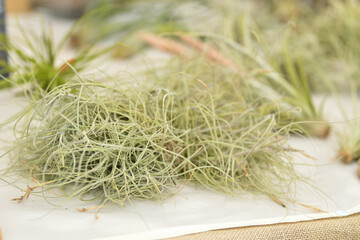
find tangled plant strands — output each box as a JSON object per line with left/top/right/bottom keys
{"left": 2, "top": 73, "right": 303, "bottom": 206}
{"left": 7, "top": 81, "right": 188, "bottom": 205}
{"left": 138, "top": 30, "right": 329, "bottom": 138}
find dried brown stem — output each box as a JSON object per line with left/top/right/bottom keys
{"left": 269, "top": 195, "right": 286, "bottom": 208}
{"left": 59, "top": 59, "right": 76, "bottom": 73}
{"left": 77, "top": 206, "right": 105, "bottom": 213}
{"left": 295, "top": 202, "right": 326, "bottom": 213}
{"left": 180, "top": 35, "right": 240, "bottom": 71}
{"left": 137, "top": 32, "right": 191, "bottom": 58}
{"left": 337, "top": 150, "right": 353, "bottom": 164}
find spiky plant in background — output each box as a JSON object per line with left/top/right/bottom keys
{"left": 0, "top": 21, "right": 115, "bottom": 95}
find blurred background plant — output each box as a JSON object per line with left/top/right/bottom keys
{"left": 0, "top": 20, "right": 116, "bottom": 96}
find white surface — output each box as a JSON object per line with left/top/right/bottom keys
{"left": 0, "top": 13, "right": 359, "bottom": 240}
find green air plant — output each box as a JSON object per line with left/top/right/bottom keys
{"left": 0, "top": 21, "right": 111, "bottom": 94}
{"left": 162, "top": 75, "right": 300, "bottom": 198}
{"left": 5, "top": 81, "right": 188, "bottom": 205}
{"left": 136, "top": 31, "right": 329, "bottom": 138}
{"left": 107, "top": 0, "right": 327, "bottom": 139}
{"left": 303, "top": 0, "right": 360, "bottom": 153}
{"left": 268, "top": 32, "right": 329, "bottom": 138}
{"left": 218, "top": 35, "right": 329, "bottom": 138}
{"left": 336, "top": 78, "right": 360, "bottom": 177}
{"left": 337, "top": 119, "right": 360, "bottom": 177}
{"left": 1, "top": 71, "right": 302, "bottom": 206}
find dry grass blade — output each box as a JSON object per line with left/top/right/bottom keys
{"left": 295, "top": 202, "right": 326, "bottom": 213}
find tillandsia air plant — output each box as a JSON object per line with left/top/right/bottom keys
{"left": 315, "top": 0, "right": 360, "bottom": 177}
{"left": 84, "top": 0, "right": 329, "bottom": 138}
{"left": 219, "top": 4, "right": 330, "bottom": 138}
{"left": 337, "top": 119, "right": 360, "bottom": 177}
{"left": 1, "top": 70, "right": 303, "bottom": 207}
{"left": 291, "top": 0, "right": 360, "bottom": 175}
{"left": 335, "top": 77, "right": 360, "bottom": 177}
{"left": 5, "top": 80, "right": 188, "bottom": 205}
{"left": 0, "top": 20, "right": 113, "bottom": 95}
{"left": 267, "top": 34, "right": 329, "bottom": 138}
{"left": 136, "top": 30, "right": 329, "bottom": 138}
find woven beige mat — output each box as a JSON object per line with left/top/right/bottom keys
{"left": 168, "top": 212, "right": 360, "bottom": 240}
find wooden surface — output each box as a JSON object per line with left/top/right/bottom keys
{"left": 6, "top": 0, "right": 32, "bottom": 13}
{"left": 169, "top": 212, "right": 360, "bottom": 240}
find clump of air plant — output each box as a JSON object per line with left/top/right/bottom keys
{"left": 335, "top": 80, "right": 360, "bottom": 177}
{"left": 309, "top": 0, "right": 360, "bottom": 176}
{"left": 2, "top": 71, "right": 302, "bottom": 206}
{"left": 337, "top": 125, "right": 360, "bottom": 165}
{"left": 219, "top": 9, "right": 328, "bottom": 135}
{"left": 337, "top": 118, "right": 360, "bottom": 177}
{"left": 152, "top": 67, "right": 302, "bottom": 199}
{"left": 137, "top": 31, "right": 329, "bottom": 138}
{"left": 268, "top": 34, "right": 329, "bottom": 138}
{"left": 5, "top": 81, "right": 188, "bottom": 205}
